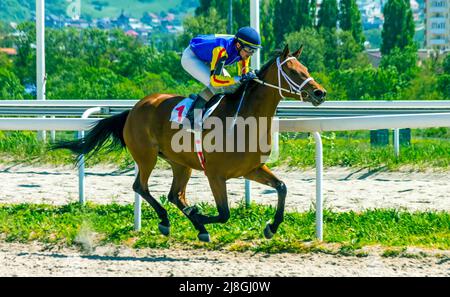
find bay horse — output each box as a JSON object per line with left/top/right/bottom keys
{"left": 54, "top": 45, "right": 326, "bottom": 242}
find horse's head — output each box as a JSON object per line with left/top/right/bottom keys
{"left": 260, "top": 45, "right": 326, "bottom": 106}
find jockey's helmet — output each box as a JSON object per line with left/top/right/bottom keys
{"left": 235, "top": 27, "right": 262, "bottom": 50}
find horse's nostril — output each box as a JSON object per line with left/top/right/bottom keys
{"left": 314, "top": 89, "right": 324, "bottom": 98}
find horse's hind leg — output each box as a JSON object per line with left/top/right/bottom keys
{"left": 168, "top": 166, "right": 230, "bottom": 242}
{"left": 190, "top": 175, "right": 230, "bottom": 228}
{"left": 167, "top": 162, "right": 210, "bottom": 241}
{"left": 131, "top": 147, "right": 170, "bottom": 235}
{"left": 244, "top": 165, "right": 287, "bottom": 239}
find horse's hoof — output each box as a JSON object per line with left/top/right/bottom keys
{"left": 264, "top": 224, "right": 274, "bottom": 239}
{"left": 198, "top": 233, "right": 211, "bottom": 242}
{"left": 158, "top": 223, "right": 170, "bottom": 236}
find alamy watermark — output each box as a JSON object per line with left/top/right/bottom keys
{"left": 66, "top": 0, "right": 81, "bottom": 20}
{"left": 170, "top": 115, "right": 280, "bottom": 163}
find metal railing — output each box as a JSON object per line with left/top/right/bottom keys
{"left": 1, "top": 100, "right": 450, "bottom": 117}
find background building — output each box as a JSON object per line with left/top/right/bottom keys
{"left": 425, "top": 0, "right": 450, "bottom": 50}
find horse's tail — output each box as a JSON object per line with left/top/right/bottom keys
{"left": 52, "top": 110, "right": 130, "bottom": 159}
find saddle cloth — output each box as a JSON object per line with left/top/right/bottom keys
{"left": 169, "top": 95, "right": 224, "bottom": 126}
{"left": 169, "top": 95, "right": 225, "bottom": 171}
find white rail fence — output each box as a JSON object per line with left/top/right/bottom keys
{"left": 1, "top": 112, "right": 449, "bottom": 240}
{"left": 1, "top": 100, "right": 450, "bottom": 112}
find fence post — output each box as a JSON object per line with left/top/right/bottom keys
{"left": 78, "top": 107, "right": 102, "bottom": 204}
{"left": 51, "top": 116, "right": 56, "bottom": 142}
{"left": 313, "top": 132, "right": 323, "bottom": 241}
{"left": 134, "top": 162, "right": 142, "bottom": 231}
{"left": 245, "top": 180, "right": 251, "bottom": 207}
{"left": 393, "top": 128, "right": 400, "bottom": 157}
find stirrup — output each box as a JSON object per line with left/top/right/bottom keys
{"left": 185, "top": 95, "right": 207, "bottom": 131}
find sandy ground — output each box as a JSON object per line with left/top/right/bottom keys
{"left": 0, "top": 241, "right": 448, "bottom": 277}
{"left": 0, "top": 164, "right": 448, "bottom": 277}
{"left": 0, "top": 164, "right": 448, "bottom": 212}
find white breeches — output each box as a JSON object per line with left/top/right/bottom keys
{"left": 181, "top": 46, "right": 234, "bottom": 94}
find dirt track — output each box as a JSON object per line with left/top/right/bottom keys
{"left": 0, "top": 164, "right": 448, "bottom": 277}
{"left": 0, "top": 242, "right": 448, "bottom": 277}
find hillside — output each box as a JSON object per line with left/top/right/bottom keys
{"left": 0, "top": 0, "right": 199, "bottom": 22}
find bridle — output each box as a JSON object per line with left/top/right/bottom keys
{"left": 254, "top": 56, "right": 314, "bottom": 101}
{"left": 232, "top": 56, "right": 315, "bottom": 124}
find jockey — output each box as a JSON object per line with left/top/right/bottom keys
{"left": 181, "top": 26, "right": 262, "bottom": 127}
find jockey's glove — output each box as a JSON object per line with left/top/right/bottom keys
{"left": 239, "top": 71, "right": 257, "bottom": 83}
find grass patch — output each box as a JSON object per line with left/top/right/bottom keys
{"left": 0, "top": 202, "right": 448, "bottom": 254}
{"left": 381, "top": 247, "right": 428, "bottom": 259}
{"left": 269, "top": 133, "right": 450, "bottom": 170}
{"left": 0, "top": 131, "right": 170, "bottom": 169}
{"left": 0, "top": 130, "right": 448, "bottom": 170}
{"left": 269, "top": 131, "right": 450, "bottom": 171}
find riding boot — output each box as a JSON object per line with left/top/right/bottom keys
{"left": 185, "top": 94, "right": 207, "bottom": 129}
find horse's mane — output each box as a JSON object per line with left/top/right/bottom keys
{"left": 228, "top": 50, "right": 283, "bottom": 100}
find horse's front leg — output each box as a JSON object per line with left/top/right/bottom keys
{"left": 186, "top": 175, "right": 230, "bottom": 242}
{"left": 244, "top": 165, "right": 287, "bottom": 239}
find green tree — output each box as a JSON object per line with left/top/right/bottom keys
{"left": 319, "top": 28, "right": 338, "bottom": 69}
{"left": 12, "top": 21, "right": 36, "bottom": 85}
{"left": 196, "top": 0, "right": 247, "bottom": 33}
{"left": 107, "top": 30, "right": 155, "bottom": 77}
{"left": 274, "top": 0, "right": 313, "bottom": 44}
{"left": 260, "top": 0, "right": 276, "bottom": 59}
{"left": 45, "top": 27, "right": 153, "bottom": 78}
{"left": 0, "top": 68, "right": 24, "bottom": 99}
{"left": 298, "top": 0, "right": 313, "bottom": 29}
{"left": 145, "top": 50, "right": 192, "bottom": 83}
{"left": 0, "top": 52, "right": 13, "bottom": 71}
{"left": 333, "top": 65, "right": 405, "bottom": 100}
{"left": 79, "top": 28, "right": 109, "bottom": 68}
{"left": 381, "top": 0, "right": 415, "bottom": 55}
{"left": 442, "top": 54, "right": 450, "bottom": 74}
{"left": 399, "top": 65, "right": 442, "bottom": 100}
{"left": 0, "top": 21, "right": 13, "bottom": 48}
{"left": 437, "top": 75, "right": 450, "bottom": 99}
{"left": 232, "top": 0, "right": 250, "bottom": 32}
{"left": 47, "top": 66, "right": 143, "bottom": 99}
{"left": 380, "top": 45, "right": 418, "bottom": 76}
{"left": 309, "top": 0, "right": 317, "bottom": 27}
{"left": 338, "top": 0, "right": 365, "bottom": 49}
{"left": 196, "top": 0, "right": 220, "bottom": 16}
{"left": 274, "top": 0, "right": 294, "bottom": 44}
{"left": 437, "top": 54, "right": 450, "bottom": 99}
{"left": 317, "top": 0, "right": 338, "bottom": 29}
{"left": 336, "top": 31, "right": 371, "bottom": 70}
{"left": 179, "top": 8, "right": 227, "bottom": 49}
{"left": 284, "top": 28, "right": 325, "bottom": 73}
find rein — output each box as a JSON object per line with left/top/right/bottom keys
{"left": 254, "top": 56, "right": 313, "bottom": 101}
{"left": 230, "top": 56, "right": 313, "bottom": 126}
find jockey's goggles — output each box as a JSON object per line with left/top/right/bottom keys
{"left": 242, "top": 46, "right": 257, "bottom": 55}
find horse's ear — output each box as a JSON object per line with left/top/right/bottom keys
{"left": 293, "top": 45, "right": 304, "bottom": 58}
{"left": 282, "top": 44, "right": 290, "bottom": 59}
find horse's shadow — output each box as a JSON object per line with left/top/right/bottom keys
{"left": 17, "top": 252, "right": 194, "bottom": 263}
{"left": 339, "top": 166, "right": 389, "bottom": 181}
{"left": 0, "top": 166, "right": 134, "bottom": 177}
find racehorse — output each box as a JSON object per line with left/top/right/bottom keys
{"left": 53, "top": 45, "right": 326, "bottom": 242}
